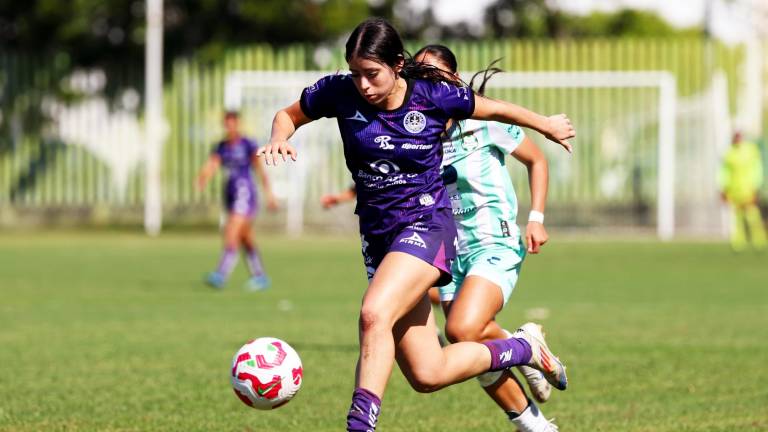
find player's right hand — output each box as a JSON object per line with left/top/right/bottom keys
{"left": 320, "top": 194, "right": 339, "bottom": 209}
{"left": 544, "top": 114, "right": 575, "bottom": 153}
{"left": 257, "top": 140, "right": 297, "bottom": 166}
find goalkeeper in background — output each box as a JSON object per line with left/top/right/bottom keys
{"left": 718, "top": 131, "right": 766, "bottom": 251}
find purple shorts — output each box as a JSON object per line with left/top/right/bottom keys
{"left": 224, "top": 178, "right": 258, "bottom": 217}
{"left": 360, "top": 207, "right": 456, "bottom": 287}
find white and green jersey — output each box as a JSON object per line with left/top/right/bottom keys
{"left": 441, "top": 119, "right": 525, "bottom": 255}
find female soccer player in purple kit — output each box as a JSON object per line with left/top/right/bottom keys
{"left": 260, "top": 18, "right": 574, "bottom": 431}
{"left": 197, "top": 111, "right": 278, "bottom": 291}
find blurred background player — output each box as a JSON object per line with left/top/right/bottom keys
{"left": 196, "top": 111, "right": 278, "bottom": 290}
{"left": 415, "top": 44, "right": 557, "bottom": 431}
{"left": 718, "top": 131, "right": 766, "bottom": 252}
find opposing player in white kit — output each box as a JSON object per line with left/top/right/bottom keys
{"left": 415, "top": 45, "right": 563, "bottom": 431}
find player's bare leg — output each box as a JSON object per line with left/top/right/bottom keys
{"left": 239, "top": 217, "right": 269, "bottom": 290}
{"left": 444, "top": 276, "right": 557, "bottom": 430}
{"left": 206, "top": 213, "right": 248, "bottom": 288}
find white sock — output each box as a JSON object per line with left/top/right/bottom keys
{"left": 509, "top": 401, "right": 558, "bottom": 432}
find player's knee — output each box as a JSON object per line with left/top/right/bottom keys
{"left": 358, "top": 304, "right": 390, "bottom": 334}
{"left": 444, "top": 318, "right": 484, "bottom": 343}
{"left": 405, "top": 367, "right": 443, "bottom": 393}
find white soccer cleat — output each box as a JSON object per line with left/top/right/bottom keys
{"left": 503, "top": 329, "right": 552, "bottom": 402}
{"left": 517, "top": 365, "right": 552, "bottom": 403}
{"left": 512, "top": 323, "right": 567, "bottom": 391}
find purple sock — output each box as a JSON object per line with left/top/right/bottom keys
{"left": 215, "top": 247, "right": 238, "bottom": 277}
{"left": 483, "top": 337, "right": 532, "bottom": 371}
{"left": 244, "top": 247, "right": 265, "bottom": 277}
{"left": 346, "top": 388, "right": 381, "bottom": 432}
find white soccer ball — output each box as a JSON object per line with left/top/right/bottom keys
{"left": 230, "top": 337, "right": 303, "bottom": 410}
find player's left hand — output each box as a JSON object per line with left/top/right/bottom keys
{"left": 526, "top": 222, "right": 548, "bottom": 254}
{"left": 544, "top": 114, "right": 575, "bottom": 153}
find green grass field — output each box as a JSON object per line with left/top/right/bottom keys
{"left": 1, "top": 232, "right": 767, "bottom": 431}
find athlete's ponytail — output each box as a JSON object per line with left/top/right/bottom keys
{"left": 414, "top": 44, "right": 502, "bottom": 97}
{"left": 468, "top": 59, "right": 503, "bottom": 96}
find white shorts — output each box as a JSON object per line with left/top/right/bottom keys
{"left": 438, "top": 243, "right": 525, "bottom": 306}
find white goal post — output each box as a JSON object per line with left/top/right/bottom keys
{"left": 224, "top": 70, "right": 678, "bottom": 240}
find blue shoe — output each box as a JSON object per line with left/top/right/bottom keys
{"left": 205, "top": 272, "right": 226, "bottom": 289}
{"left": 244, "top": 275, "right": 270, "bottom": 292}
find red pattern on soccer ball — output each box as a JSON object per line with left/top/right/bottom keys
{"left": 255, "top": 341, "right": 288, "bottom": 369}
{"left": 232, "top": 352, "right": 251, "bottom": 376}
{"left": 238, "top": 372, "right": 283, "bottom": 400}
{"left": 292, "top": 366, "right": 303, "bottom": 385}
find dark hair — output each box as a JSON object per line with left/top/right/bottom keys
{"left": 224, "top": 111, "right": 239, "bottom": 120}
{"left": 413, "top": 44, "right": 458, "bottom": 74}
{"left": 345, "top": 18, "right": 461, "bottom": 86}
{"left": 468, "top": 59, "right": 502, "bottom": 96}
{"left": 414, "top": 44, "right": 502, "bottom": 96}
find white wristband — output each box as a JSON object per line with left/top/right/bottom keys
{"left": 528, "top": 210, "right": 544, "bottom": 224}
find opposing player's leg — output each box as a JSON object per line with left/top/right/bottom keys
{"left": 206, "top": 213, "right": 248, "bottom": 288}
{"left": 444, "top": 276, "right": 556, "bottom": 430}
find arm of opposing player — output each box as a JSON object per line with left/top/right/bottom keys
{"left": 321, "top": 184, "right": 357, "bottom": 209}
{"left": 196, "top": 155, "right": 221, "bottom": 191}
{"left": 512, "top": 137, "right": 549, "bottom": 254}
{"left": 259, "top": 101, "right": 311, "bottom": 166}
{"left": 472, "top": 95, "right": 575, "bottom": 153}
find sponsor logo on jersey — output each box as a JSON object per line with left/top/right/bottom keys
{"left": 399, "top": 232, "right": 427, "bottom": 248}
{"left": 375, "top": 135, "right": 394, "bottom": 150}
{"left": 500, "top": 220, "right": 511, "bottom": 237}
{"left": 462, "top": 133, "right": 480, "bottom": 151}
{"left": 403, "top": 110, "right": 427, "bottom": 133}
{"left": 407, "top": 222, "right": 429, "bottom": 232}
{"left": 418, "top": 193, "right": 435, "bottom": 207}
{"left": 452, "top": 206, "right": 476, "bottom": 216}
{"left": 346, "top": 110, "right": 368, "bottom": 123}
{"left": 369, "top": 159, "right": 400, "bottom": 175}
{"left": 401, "top": 143, "right": 432, "bottom": 150}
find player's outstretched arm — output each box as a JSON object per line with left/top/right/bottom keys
{"left": 258, "top": 101, "right": 313, "bottom": 166}
{"left": 196, "top": 155, "right": 220, "bottom": 191}
{"left": 472, "top": 95, "right": 575, "bottom": 153}
{"left": 320, "top": 185, "right": 357, "bottom": 209}
{"left": 512, "top": 137, "right": 549, "bottom": 254}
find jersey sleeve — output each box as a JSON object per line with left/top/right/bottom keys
{"left": 299, "top": 74, "right": 345, "bottom": 119}
{"left": 429, "top": 81, "right": 475, "bottom": 120}
{"left": 486, "top": 122, "right": 525, "bottom": 154}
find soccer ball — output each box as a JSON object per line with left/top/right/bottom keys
{"left": 230, "top": 337, "right": 303, "bottom": 410}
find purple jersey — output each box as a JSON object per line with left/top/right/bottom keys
{"left": 300, "top": 75, "right": 474, "bottom": 235}
{"left": 213, "top": 137, "right": 259, "bottom": 216}
{"left": 213, "top": 137, "right": 259, "bottom": 182}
